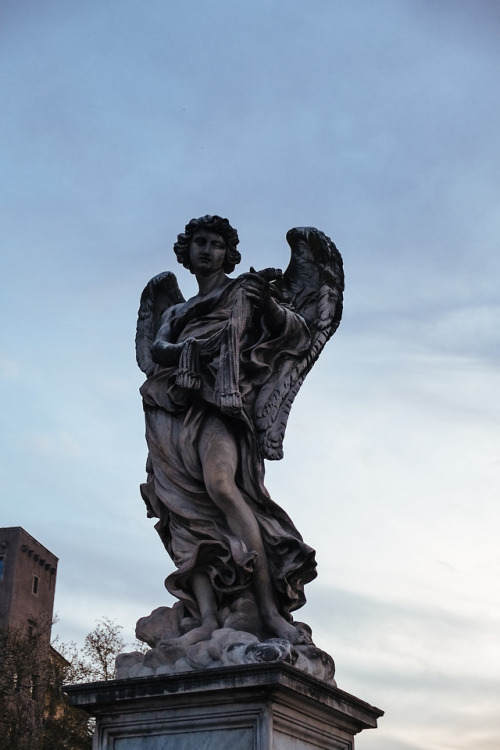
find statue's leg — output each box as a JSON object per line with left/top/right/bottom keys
{"left": 158, "top": 572, "right": 220, "bottom": 649}
{"left": 199, "top": 414, "right": 305, "bottom": 644}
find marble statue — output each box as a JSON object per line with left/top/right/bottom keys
{"left": 119, "top": 215, "right": 344, "bottom": 682}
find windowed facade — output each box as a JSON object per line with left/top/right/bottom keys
{"left": 0, "top": 529, "right": 61, "bottom": 743}
{"left": 29, "top": 673, "right": 39, "bottom": 700}
{"left": 0, "top": 527, "right": 58, "bottom": 635}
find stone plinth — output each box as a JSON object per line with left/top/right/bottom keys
{"left": 65, "top": 663, "right": 383, "bottom": 749}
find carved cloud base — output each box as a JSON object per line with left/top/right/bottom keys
{"left": 115, "top": 603, "right": 336, "bottom": 684}
{"left": 65, "top": 663, "right": 383, "bottom": 750}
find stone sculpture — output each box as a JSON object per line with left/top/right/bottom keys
{"left": 118, "top": 215, "right": 344, "bottom": 682}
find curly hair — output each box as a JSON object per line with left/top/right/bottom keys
{"left": 173, "top": 215, "right": 241, "bottom": 273}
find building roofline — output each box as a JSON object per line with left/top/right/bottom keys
{"left": 0, "top": 527, "right": 59, "bottom": 562}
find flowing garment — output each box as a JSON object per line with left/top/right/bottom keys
{"left": 140, "top": 276, "right": 317, "bottom": 622}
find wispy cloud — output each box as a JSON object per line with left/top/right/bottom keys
{"left": 1, "top": 2, "right": 499, "bottom": 749}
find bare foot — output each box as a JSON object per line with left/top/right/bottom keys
{"left": 263, "top": 613, "right": 312, "bottom": 645}
{"left": 159, "top": 618, "right": 218, "bottom": 649}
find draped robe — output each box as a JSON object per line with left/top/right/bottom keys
{"left": 140, "top": 276, "right": 317, "bottom": 622}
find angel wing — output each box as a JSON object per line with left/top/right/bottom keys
{"left": 255, "top": 227, "right": 344, "bottom": 460}
{"left": 136, "top": 271, "right": 185, "bottom": 376}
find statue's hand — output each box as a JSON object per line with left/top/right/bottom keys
{"left": 242, "top": 270, "right": 285, "bottom": 329}
{"left": 242, "top": 271, "right": 273, "bottom": 311}
{"left": 150, "top": 340, "right": 184, "bottom": 366}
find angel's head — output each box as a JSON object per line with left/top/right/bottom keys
{"left": 174, "top": 215, "right": 241, "bottom": 274}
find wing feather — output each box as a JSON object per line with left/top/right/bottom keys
{"left": 136, "top": 271, "right": 185, "bottom": 376}
{"left": 256, "top": 228, "right": 344, "bottom": 460}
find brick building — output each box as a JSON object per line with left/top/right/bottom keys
{"left": 0, "top": 530, "right": 79, "bottom": 746}
{"left": 0, "top": 527, "right": 58, "bottom": 639}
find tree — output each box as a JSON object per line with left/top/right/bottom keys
{"left": 0, "top": 622, "right": 45, "bottom": 750}
{"left": 0, "top": 619, "right": 92, "bottom": 750}
{"left": 0, "top": 617, "right": 131, "bottom": 749}
{"left": 81, "top": 617, "right": 126, "bottom": 682}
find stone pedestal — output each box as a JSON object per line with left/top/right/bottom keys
{"left": 65, "top": 663, "right": 383, "bottom": 749}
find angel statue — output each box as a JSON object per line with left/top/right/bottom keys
{"left": 131, "top": 214, "right": 343, "bottom": 678}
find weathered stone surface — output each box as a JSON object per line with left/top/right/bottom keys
{"left": 133, "top": 216, "right": 344, "bottom": 662}
{"left": 245, "top": 637, "right": 296, "bottom": 664}
{"left": 65, "top": 663, "right": 383, "bottom": 750}
{"left": 117, "top": 607, "right": 336, "bottom": 684}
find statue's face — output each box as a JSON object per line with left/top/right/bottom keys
{"left": 189, "top": 230, "right": 227, "bottom": 275}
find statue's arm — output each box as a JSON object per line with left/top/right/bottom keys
{"left": 150, "top": 307, "right": 184, "bottom": 366}
{"left": 242, "top": 272, "right": 288, "bottom": 334}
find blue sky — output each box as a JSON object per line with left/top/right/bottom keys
{"left": 1, "top": 2, "right": 499, "bottom": 748}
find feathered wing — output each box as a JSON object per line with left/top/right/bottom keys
{"left": 255, "top": 227, "right": 344, "bottom": 460}
{"left": 136, "top": 271, "right": 185, "bottom": 376}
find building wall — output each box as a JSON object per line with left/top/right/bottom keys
{"left": 0, "top": 527, "right": 58, "bottom": 639}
